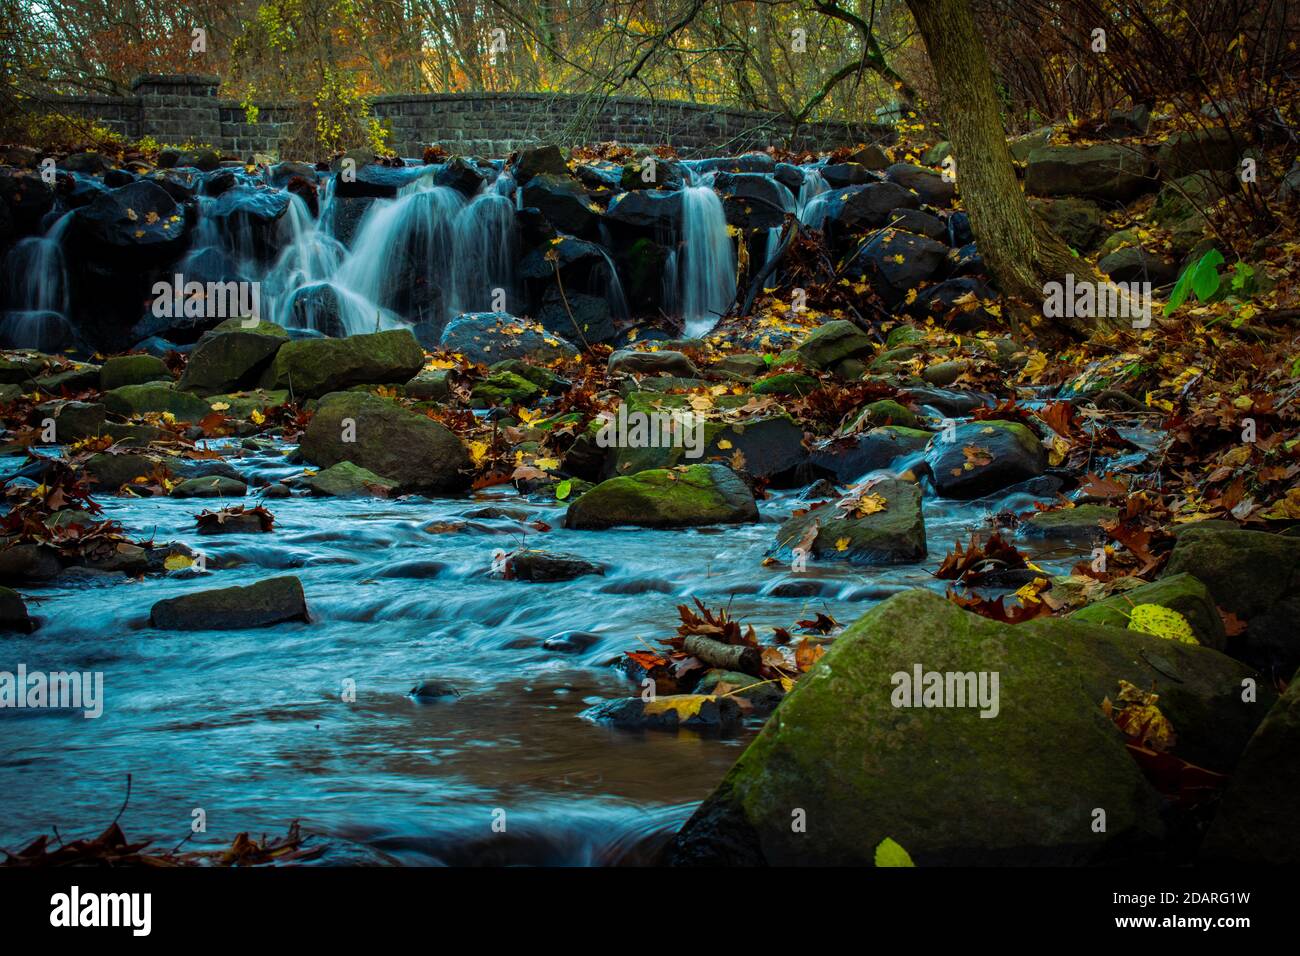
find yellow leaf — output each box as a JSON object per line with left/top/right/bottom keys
{"left": 250, "top": 408, "right": 265, "bottom": 425}
{"left": 874, "top": 837, "right": 915, "bottom": 867}
{"left": 1128, "top": 604, "right": 1198, "bottom": 644}
{"left": 835, "top": 536, "right": 850, "bottom": 552}
{"left": 468, "top": 441, "right": 490, "bottom": 465}
{"left": 163, "top": 554, "right": 194, "bottom": 571}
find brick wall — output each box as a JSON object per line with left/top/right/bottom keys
{"left": 37, "top": 74, "right": 893, "bottom": 159}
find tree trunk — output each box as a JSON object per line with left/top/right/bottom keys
{"left": 903, "top": 0, "right": 1115, "bottom": 335}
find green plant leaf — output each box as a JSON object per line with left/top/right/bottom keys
{"left": 1190, "top": 248, "right": 1224, "bottom": 302}
{"left": 874, "top": 837, "right": 916, "bottom": 867}
{"left": 554, "top": 478, "right": 572, "bottom": 501}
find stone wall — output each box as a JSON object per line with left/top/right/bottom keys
{"left": 39, "top": 74, "right": 892, "bottom": 159}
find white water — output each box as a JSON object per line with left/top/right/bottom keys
{"left": 0, "top": 211, "right": 76, "bottom": 350}
{"left": 679, "top": 176, "right": 735, "bottom": 338}
{"left": 797, "top": 168, "right": 831, "bottom": 227}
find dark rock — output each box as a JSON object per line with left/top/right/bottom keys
{"left": 925, "top": 420, "right": 1046, "bottom": 498}
{"left": 885, "top": 163, "right": 956, "bottom": 206}
{"left": 770, "top": 478, "right": 926, "bottom": 565}
{"left": 1025, "top": 144, "right": 1152, "bottom": 202}
{"left": 149, "top": 575, "right": 309, "bottom": 630}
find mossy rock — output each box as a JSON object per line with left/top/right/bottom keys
{"left": 565, "top": 463, "right": 758, "bottom": 529}
{"left": 795, "top": 320, "right": 873, "bottom": 370}
{"left": 149, "top": 575, "right": 309, "bottom": 631}
{"left": 84, "top": 452, "right": 165, "bottom": 492}
{"left": 100, "top": 354, "right": 170, "bottom": 390}
{"left": 667, "top": 589, "right": 1270, "bottom": 865}
{"left": 489, "top": 359, "right": 559, "bottom": 391}
{"left": 102, "top": 383, "right": 211, "bottom": 421}
{"left": 606, "top": 413, "right": 805, "bottom": 482}
{"left": 298, "top": 390, "right": 471, "bottom": 494}
{"left": 1019, "top": 504, "right": 1118, "bottom": 540}
{"left": 177, "top": 325, "right": 287, "bottom": 395}
{"left": 405, "top": 368, "right": 451, "bottom": 401}
{"left": 205, "top": 389, "right": 288, "bottom": 420}
{"left": 261, "top": 329, "right": 425, "bottom": 398}
{"left": 1070, "top": 572, "right": 1226, "bottom": 650}
{"left": 884, "top": 325, "right": 925, "bottom": 349}
{"left": 471, "top": 370, "right": 542, "bottom": 406}
{"left": 303, "top": 461, "right": 399, "bottom": 497}
{"left": 769, "top": 478, "right": 926, "bottom": 565}
{"left": 844, "top": 399, "right": 918, "bottom": 432}
{"left": 752, "top": 371, "right": 819, "bottom": 397}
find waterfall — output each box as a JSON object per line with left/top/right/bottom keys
{"left": 678, "top": 175, "right": 735, "bottom": 338}
{"left": 1, "top": 211, "right": 76, "bottom": 350}
{"left": 798, "top": 168, "right": 831, "bottom": 227}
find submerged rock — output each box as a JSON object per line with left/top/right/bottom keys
{"left": 0, "top": 586, "right": 37, "bottom": 632}
{"left": 149, "top": 575, "right": 309, "bottom": 630}
{"left": 565, "top": 463, "right": 758, "bottom": 529}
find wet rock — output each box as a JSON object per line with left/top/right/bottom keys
{"left": 715, "top": 354, "right": 768, "bottom": 381}
{"left": 261, "top": 329, "right": 424, "bottom": 397}
{"left": 584, "top": 694, "right": 742, "bottom": 731}
{"left": 176, "top": 320, "right": 287, "bottom": 394}
{"left": 819, "top": 163, "right": 877, "bottom": 188}
{"left": 38, "top": 400, "right": 106, "bottom": 442}
{"left": 1019, "top": 503, "right": 1117, "bottom": 540}
{"left": 504, "top": 549, "right": 604, "bottom": 582}
{"left": 902, "top": 385, "right": 991, "bottom": 417}
{"left": 1162, "top": 525, "right": 1300, "bottom": 675}
{"left": 100, "top": 354, "right": 170, "bottom": 389}
{"left": 906, "top": 277, "right": 996, "bottom": 328}
{"left": 1201, "top": 671, "right": 1300, "bottom": 864}
{"left": 84, "top": 452, "right": 165, "bottom": 492}
{"left": 170, "top": 459, "right": 244, "bottom": 483}
{"left": 510, "top": 145, "right": 570, "bottom": 183}
{"left": 848, "top": 228, "right": 951, "bottom": 304}
{"left": 1070, "top": 572, "right": 1226, "bottom": 650}
{"left": 667, "top": 589, "right": 1263, "bottom": 865}
{"left": 794, "top": 320, "right": 873, "bottom": 370}
{"left": 410, "top": 679, "right": 460, "bottom": 699}
{"left": 304, "top": 461, "right": 399, "bottom": 497}
{"left": 102, "top": 383, "right": 212, "bottom": 421}
{"left": 1025, "top": 144, "right": 1152, "bottom": 202}
{"left": 439, "top": 312, "right": 578, "bottom": 365}
{"left": 537, "top": 288, "right": 617, "bottom": 345}
{"left": 70, "top": 180, "right": 191, "bottom": 267}
{"left": 606, "top": 411, "right": 806, "bottom": 484}
{"left": 149, "top": 575, "right": 309, "bottom": 630}
{"left": 769, "top": 477, "right": 926, "bottom": 565}
{"left": 920, "top": 360, "right": 970, "bottom": 387}
{"left": 608, "top": 349, "right": 698, "bottom": 378}
{"left": 0, "top": 586, "right": 36, "bottom": 633}
{"left": 523, "top": 173, "right": 598, "bottom": 236}
{"left": 299, "top": 391, "right": 472, "bottom": 494}
{"left": 696, "top": 669, "right": 785, "bottom": 716}
{"left": 170, "top": 476, "right": 247, "bottom": 499}
{"left": 194, "top": 509, "right": 272, "bottom": 535}
{"left": 0, "top": 544, "right": 63, "bottom": 585}
{"left": 158, "top": 147, "right": 221, "bottom": 172}
{"left": 819, "top": 182, "right": 919, "bottom": 236}
{"left": 925, "top": 420, "right": 1046, "bottom": 499}
{"left": 541, "top": 630, "right": 603, "bottom": 652}
{"left": 603, "top": 189, "right": 683, "bottom": 231}
{"left": 434, "top": 157, "right": 487, "bottom": 196}
{"left": 888, "top": 207, "right": 947, "bottom": 241}
{"left": 809, "top": 426, "right": 932, "bottom": 482}
{"left": 205, "top": 185, "right": 291, "bottom": 261}
{"left": 566, "top": 463, "right": 758, "bottom": 530}
{"left": 885, "top": 163, "right": 955, "bottom": 206}
{"left": 333, "top": 161, "right": 430, "bottom": 199}
{"left": 714, "top": 172, "right": 791, "bottom": 230}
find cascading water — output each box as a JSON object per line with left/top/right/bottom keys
{"left": 678, "top": 171, "right": 736, "bottom": 339}
{"left": 0, "top": 210, "right": 75, "bottom": 351}
{"left": 797, "top": 168, "right": 831, "bottom": 227}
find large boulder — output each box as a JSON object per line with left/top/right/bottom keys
{"left": 522, "top": 173, "right": 598, "bottom": 236}
{"left": 70, "top": 180, "right": 192, "bottom": 266}
{"left": 102, "top": 383, "right": 212, "bottom": 421}
{"left": 100, "top": 354, "right": 170, "bottom": 390}
{"left": 847, "top": 228, "right": 949, "bottom": 304}
{"left": 439, "top": 312, "right": 578, "bottom": 365}
{"left": 925, "top": 420, "right": 1046, "bottom": 499}
{"left": 795, "top": 320, "right": 873, "bottom": 370}
{"left": 667, "top": 589, "right": 1269, "bottom": 865}
{"left": 176, "top": 320, "right": 288, "bottom": 394}
{"left": 1154, "top": 128, "right": 1239, "bottom": 180}
{"left": 565, "top": 463, "right": 758, "bottom": 529}
{"left": 303, "top": 460, "right": 399, "bottom": 497}
{"left": 603, "top": 189, "right": 683, "bottom": 232}
{"left": 714, "top": 172, "right": 791, "bottom": 230}
{"left": 298, "top": 391, "right": 472, "bottom": 494}
{"left": 818, "top": 182, "right": 919, "bottom": 236}
{"left": 261, "top": 329, "right": 424, "bottom": 397}
{"left": 149, "top": 576, "right": 309, "bottom": 630}
{"left": 884, "top": 163, "right": 956, "bottom": 206}
{"left": 1163, "top": 525, "right": 1300, "bottom": 675}
{"left": 769, "top": 478, "right": 926, "bottom": 565}
{"left": 1025, "top": 144, "right": 1152, "bottom": 202}
{"left": 1200, "top": 668, "right": 1300, "bottom": 864}
{"left": 606, "top": 410, "right": 807, "bottom": 483}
